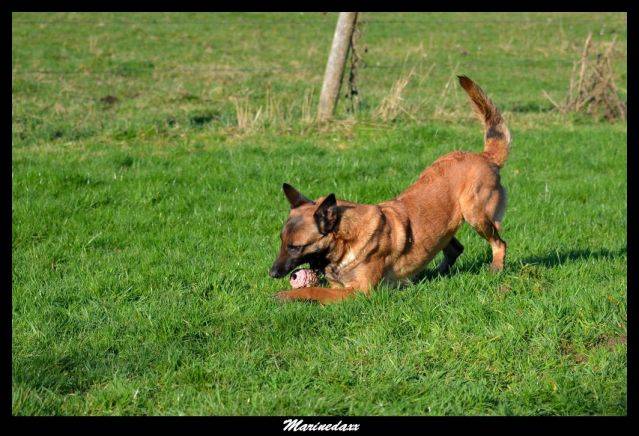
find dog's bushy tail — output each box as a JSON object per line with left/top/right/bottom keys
{"left": 458, "top": 75, "right": 511, "bottom": 168}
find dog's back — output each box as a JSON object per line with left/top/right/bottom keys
{"left": 383, "top": 76, "right": 511, "bottom": 279}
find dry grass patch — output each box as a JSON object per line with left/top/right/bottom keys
{"left": 544, "top": 33, "right": 626, "bottom": 122}
{"left": 373, "top": 68, "right": 416, "bottom": 123}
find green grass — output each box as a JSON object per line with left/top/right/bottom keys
{"left": 12, "top": 12, "right": 626, "bottom": 415}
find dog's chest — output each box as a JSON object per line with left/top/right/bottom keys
{"left": 324, "top": 250, "right": 357, "bottom": 285}
{"left": 324, "top": 262, "right": 348, "bottom": 286}
{"left": 324, "top": 265, "right": 342, "bottom": 286}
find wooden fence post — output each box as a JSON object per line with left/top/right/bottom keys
{"left": 317, "top": 12, "right": 358, "bottom": 122}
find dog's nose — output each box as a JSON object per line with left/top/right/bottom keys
{"left": 269, "top": 266, "right": 282, "bottom": 278}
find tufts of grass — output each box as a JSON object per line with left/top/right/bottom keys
{"left": 373, "top": 68, "right": 415, "bottom": 123}
{"left": 544, "top": 33, "right": 626, "bottom": 121}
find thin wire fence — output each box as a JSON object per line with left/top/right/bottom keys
{"left": 12, "top": 15, "right": 625, "bottom": 25}
{"left": 12, "top": 13, "right": 627, "bottom": 127}
{"left": 13, "top": 14, "right": 625, "bottom": 77}
{"left": 13, "top": 58, "right": 586, "bottom": 76}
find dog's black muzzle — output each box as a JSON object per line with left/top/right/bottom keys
{"left": 269, "top": 258, "right": 299, "bottom": 278}
{"left": 269, "top": 251, "right": 328, "bottom": 279}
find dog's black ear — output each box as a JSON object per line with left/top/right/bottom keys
{"left": 283, "top": 183, "right": 313, "bottom": 208}
{"left": 314, "top": 193, "right": 338, "bottom": 235}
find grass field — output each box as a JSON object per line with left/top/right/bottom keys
{"left": 12, "top": 12, "right": 627, "bottom": 415}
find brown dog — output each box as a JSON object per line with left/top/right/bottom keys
{"left": 269, "top": 76, "right": 510, "bottom": 304}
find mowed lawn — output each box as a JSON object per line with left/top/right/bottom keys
{"left": 12, "top": 13, "right": 626, "bottom": 415}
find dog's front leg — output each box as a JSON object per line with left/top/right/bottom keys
{"left": 275, "top": 264, "right": 383, "bottom": 304}
{"left": 275, "top": 287, "right": 366, "bottom": 305}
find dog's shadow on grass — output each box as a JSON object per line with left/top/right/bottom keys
{"left": 516, "top": 246, "right": 626, "bottom": 269}
{"left": 419, "top": 246, "right": 626, "bottom": 280}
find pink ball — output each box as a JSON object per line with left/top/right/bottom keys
{"left": 289, "top": 268, "right": 319, "bottom": 289}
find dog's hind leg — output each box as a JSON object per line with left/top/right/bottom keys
{"left": 475, "top": 219, "right": 506, "bottom": 272}
{"left": 461, "top": 187, "right": 507, "bottom": 272}
{"left": 437, "top": 237, "right": 464, "bottom": 275}
{"left": 488, "top": 185, "right": 507, "bottom": 232}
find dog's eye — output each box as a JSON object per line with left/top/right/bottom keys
{"left": 287, "top": 244, "right": 303, "bottom": 253}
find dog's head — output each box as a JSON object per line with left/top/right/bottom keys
{"left": 269, "top": 183, "right": 339, "bottom": 278}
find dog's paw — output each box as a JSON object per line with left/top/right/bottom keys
{"left": 274, "top": 291, "right": 292, "bottom": 302}
{"left": 489, "top": 264, "right": 504, "bottom": 273}
{"left": 436, "top": 263, "right": 452, "bottom": 275}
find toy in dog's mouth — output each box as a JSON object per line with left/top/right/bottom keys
{"left": 289, "top": 268, "right": 320, "bottom": 288}
{"left": 269, "top": 250, "right": 328, "bottom": 285}
{"left": 288, "top": 251, "right": 327, "bottom": 288}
